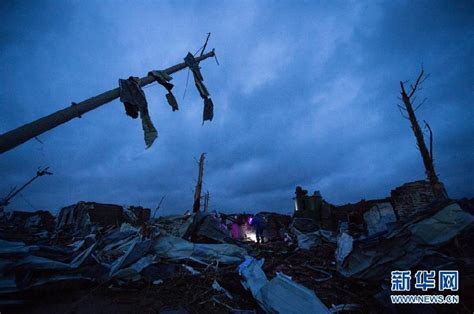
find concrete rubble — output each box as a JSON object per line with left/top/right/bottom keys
{"left": 0, "top": 189, "right": 472, "bottom": 313}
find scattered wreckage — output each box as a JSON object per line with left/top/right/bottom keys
{"left": 0, "top": 186, "right": 473, "bottom": 313}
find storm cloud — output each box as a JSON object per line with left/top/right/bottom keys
{"left": 0, "top": 0, "right": 472, "bottom": 215}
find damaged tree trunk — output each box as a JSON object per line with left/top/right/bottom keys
{"left": 192, "top": 153, "right": 205, "bottom": 213}
{"left": 0, "top": 167, "right": 52, "bottom": 207}
{"left": 399, "top": 70, "right": 447, "bottom": 200}
{"left": 204, "top": 191, "right": 210, "bottom": 213}
{"left": 0, "top": 50, "right": 216, "bottom": 154}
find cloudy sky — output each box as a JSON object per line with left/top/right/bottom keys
{"left": 0, "top": 0, "right": 472, "bottom": 215}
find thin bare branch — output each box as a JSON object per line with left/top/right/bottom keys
{"left": 397, "top": 104, "right": 407, "bottom": 111}
{"left": 398, "top": 107, "right": 409, "bottom": 119}
{"left": 419, "top": 73, "right": 430, "bottom": 85}
{"left": 414, "top": 98, "right": 427, "bottom": 112}
{"left": 152, "top": 195, "right": 167, "bottom": 218}
{"left": 408, "top": 68, "right": 425, "bottom": 98}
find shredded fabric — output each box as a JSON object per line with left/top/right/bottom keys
{"left": 119, "top": 77, "right": 158, "bottom": 148}
{"left": 184, "top": 52, "right": 214, "bottom": 123}
{"left": 203, "top": 98, "right": 214, "bottom": 122}
{"left": 148, "top": 70, "right": 179, "bottom": 112}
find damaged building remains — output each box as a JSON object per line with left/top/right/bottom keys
{"left": 0, "top": 178, "right": 472, "bottom": 313}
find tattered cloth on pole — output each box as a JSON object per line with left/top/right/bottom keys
{"left": 184, "top": 52, "right": 214, "bottom": 123}
{"left": 203, "top": 98, "right": 214, "bottom": 122}
{"left": 119, "top": 76, "right": 158, "bottom": 148}
{"left": 148, "top": 70, "right": 179, "bottom": 112}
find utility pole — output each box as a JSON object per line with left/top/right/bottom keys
{"left": 0, "top": 50, "right": 216, "bottom": 154}
{"left": 192, "top": 153, "right": 205, "bottom": 213}
{"left": 399, "top": 69, "right": 448, "bottom": 200}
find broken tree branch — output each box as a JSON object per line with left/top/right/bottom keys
{"left": 424, "top": 120, "right": 433, "bottom": 162}
{"left": 413, "top": 97, "right": 427, "bottom": 112}
{"left": 408, "top": 68, "right": 425, "bottom": 98}
{"left": 152, "top": 195, "right": 167, "bottom": 218}
{"left": 0, "top": 166, "right": 53, "bottom": 206}
{"left": 398, "top": 107, "right": 410, "bottom": 120}
{"left": 397, "top": 104, "right": 407, "bottom": 111}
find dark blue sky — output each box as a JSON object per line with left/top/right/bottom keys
{"left": 1, "top": 0, "right": 472, "bottom": 215}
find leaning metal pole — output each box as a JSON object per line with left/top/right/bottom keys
{"left": 0, "top": 50, "right": 216, "bottom": 154}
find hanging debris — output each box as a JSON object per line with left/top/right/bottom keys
{"left": 119, "top": 76, "right": 158, "bottom": 148}
{"left": 184, "top": 52, "right": 215, "bottom": 123}
{"left": 148, "top": 70, "right": 179, "bottom": 111}
{"left": 0, "top": 49, "right": 217, "bottom": 154}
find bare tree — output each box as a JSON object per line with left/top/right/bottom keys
{"left": 398, "top": 68, "right": 448, "bottom": 200}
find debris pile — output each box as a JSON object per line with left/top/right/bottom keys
{"left": 0, "top": 195, "right": 472, "bottom": 313}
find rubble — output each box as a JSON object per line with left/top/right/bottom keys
{"left": 0, "top": 193, "right": 472, "bottom": 313}
{"left": 339, "top": 202, "right": 473, "bottom": 280}
{"left": 239, "top": 257, "right": 330, "bottom": 313}
{"left": 56, "top": 202, "right": 150, "bottom": 236}
{"left": 257, "top": 212, "right": 292, "bottom": 241}
{"left": 187, "top": 212, "right": 232, "bottom": 243}
{"left": 363, "top": 202, "right": 396, "bottom": 236}
{"left": 7, "top": 210, "right": 55, "bottom": 232}
{"left": 153, "top": 235, "right": 247, "bottom": 264}
{"left": 335, "top": 232, "right": 352, "bottom": 265}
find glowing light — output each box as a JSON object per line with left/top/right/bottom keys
{"left": 245, "top": 230, "right": 257, "bottom": 242}
{"left": 242, "top": 222, "right": 257, "bottom": 242}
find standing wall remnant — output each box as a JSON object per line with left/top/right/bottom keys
{"left": 391, "top": 180, "right": 439, "bottom": 220}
